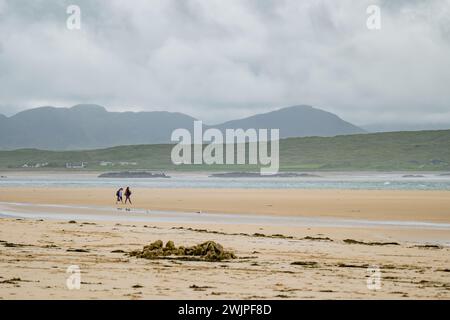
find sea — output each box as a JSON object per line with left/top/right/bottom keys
{"left": 1, "top": 172, "right": 450, "bottom": 190}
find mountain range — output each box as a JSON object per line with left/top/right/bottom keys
{"left": 0, "top": 104, "right": 365, "bottom": 150}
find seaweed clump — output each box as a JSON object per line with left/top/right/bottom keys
{"left": 129, "top": 240, "right": 236, "bottom": 262}
{"left": 343, "top": 239, "right": 399, "bottom": 246}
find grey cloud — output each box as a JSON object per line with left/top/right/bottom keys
{"left": 0, "top": 0, "right": 449, "bottom": 127}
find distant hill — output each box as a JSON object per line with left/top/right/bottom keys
{"left": 0, "top": 104, "right": 365, "bottom": 150}
{"left": 215, "top": 105, "right": 365, "bottom": 138}
{"left": 0, "top": 104, "right": 197, "bottom": 150}
{"left": 0, "top": 130, "right": 449, "bottom": 171}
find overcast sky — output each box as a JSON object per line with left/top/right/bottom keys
{"left": 0, "top": 0, "right": 449, "bottom": 126}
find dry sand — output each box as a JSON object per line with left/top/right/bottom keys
{"left": 0, "top": 218, "right": 449, "bottom": 299}
{"left": 0, "top": 187, "right": 449, "bottom": 299}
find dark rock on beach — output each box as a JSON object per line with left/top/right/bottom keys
{"left": 209, "top": 172, "right": 320, "bottom": 178}
{"left": 98, "top": 171, "right": 170, "bottom": 178}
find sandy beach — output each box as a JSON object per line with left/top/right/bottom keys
{"left": 0, "top": 185, "right": 449, "bottom": 299}
{"left": 1, "top": 187, "right": 450, "bottom": 222}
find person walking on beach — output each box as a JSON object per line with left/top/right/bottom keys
{"left": 124, "top": 187, "right": 132, "bottom": 205}
{"left": 115, "top": 188, "right": 123, "bottom": 204}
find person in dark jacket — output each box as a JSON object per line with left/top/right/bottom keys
{"left": 124, "top": 187, "right": 132, "bottom": 205}
{"left": 115, "top": 188, "right": 123, "bottom": 204}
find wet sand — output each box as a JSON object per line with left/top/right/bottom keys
{"left": 1, "top": 187, "right": 450, "bottom": 222}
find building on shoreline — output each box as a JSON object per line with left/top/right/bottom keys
{"left": 65, "top": 162, "right": 86, "bottom": 169}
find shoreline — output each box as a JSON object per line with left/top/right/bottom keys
{"left": 1, "top": 170, "right": 450, "bottom": 174}
{"left": 0, "top": 187, "right": 449, "bottom": 223}
{"left": 1, "top": 201, "right": 450, "bottom": 231}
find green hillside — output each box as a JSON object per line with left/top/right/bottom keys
{"left": 0, "top": 130, "right": 449, "bottom": 171}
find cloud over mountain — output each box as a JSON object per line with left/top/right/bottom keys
{"left": 0, "top": 0, "right": 449, "bottom": 127}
